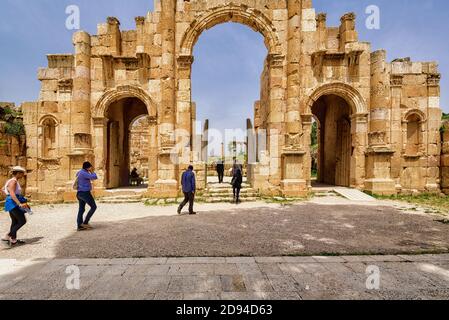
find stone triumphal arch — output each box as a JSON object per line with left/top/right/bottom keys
{"left": 22, "top": 0, "right": 442, "bottom": 201}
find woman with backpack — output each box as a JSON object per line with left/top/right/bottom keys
{"left": 1, "top": 166, "right": 29, "bottom": 246}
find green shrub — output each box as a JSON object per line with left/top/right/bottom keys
{"left": 4, "top": 121, "right": 25, "bottom": 136}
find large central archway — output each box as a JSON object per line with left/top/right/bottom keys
{"left": 175, "top": 4, "right": 285, "bottom": 191}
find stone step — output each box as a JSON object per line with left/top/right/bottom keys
{"left": 101, "top": 194, "right": 143, "bottom": 199}
{"left": 206, "top": 188, "right": 254, "bottom": 194}
{"left": 100, "top": 199, "right": 143, "bottom": 204}
{"left": 204, "top": 190, "right": 258, "bottom": 197}
{"left": 313, "top": 191, "right": 339, "bottom": 197}
{"left": 333, "top": 188, "right": 376, "bottom": 201}
{"left": 103, "top": 190, "right": 147, "bottom": 197}
{"left": 197, "top": 196, "right": 259, "bottom": 203}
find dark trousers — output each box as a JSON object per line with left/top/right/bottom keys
{"left": 9, "top": 207, "right": 27, "bottom": 240}
{"left": 178, "top": 192, "right": 195, "bottom": 213}
{"left": 77, "top": 191, "right": 97, "bottom": 227}
{"left": 217, "top": 171, "right": 224, "bottom": 183}
{"left": 233, "top": 187, "right": 241, "bottom": 202}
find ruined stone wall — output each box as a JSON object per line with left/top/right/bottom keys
{"left": 0, "top": 104, "right": 27, "bottom": 199}
{"left": 20, "top": 0, "right": 443, "bottom": 200}
{"left": 388, "top": 58, "right": 441, "bottom": 193}
{"left": 441, "top": 121, "right": 449, "bottom": 195}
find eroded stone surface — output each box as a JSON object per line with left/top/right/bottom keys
{"left": 1, "top": 255, "right": 449, "bottom": 300}
{"left": 11, "top": 0, "right": 441, "bottom": 201}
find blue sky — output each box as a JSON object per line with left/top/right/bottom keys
{"left": 0, "top": 0, "right": 448, "bottom": 137}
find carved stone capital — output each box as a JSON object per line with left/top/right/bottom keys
{"left": 427, "top": 73, "right": 441, "bottom": 87}
{"left": 390, "top": 75, "right": 403, "bottom": 87}
{"left": 93, "top": 117, "right": 109, "bottom": 127}
{"left": 58, "top": 79, "right": 73, "bottom": 93}
{"left": 340, "top": 12, "right": 356, "bottom": 23}
{"left": 177, "top": 55, "right": 194, "bottom": 69}
{"left": 135, "top": 16, "right": 145, "bottom": 25}
{"left": 268, "top": 54, "right": 284, "bottom": 69}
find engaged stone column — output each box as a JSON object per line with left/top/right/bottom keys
{"left": 267, "top": 54, "right": 286, "bottom": 193}
{"left": 365, "top": 50, "right": 395, "bottom": 195}
{"left": 286, "top": 0, "right": 302, "bottom": 139}
{"left": 155, "top": 0, "right": 178, "bottom": 197}
{"left": 72, "top": 31, "right": 92, "bottom": 138}
{"left": 92, "top": 117, "right": 108, "bottom": 193}
{"left": 160, "top": 0, "right": 176, "bottom": 135}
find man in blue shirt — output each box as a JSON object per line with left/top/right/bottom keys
{"left": 76, "top": 161, "right": 98, "bottom": 231}
{"left": 178, "top": 165, "right": 197, "bottom": 215}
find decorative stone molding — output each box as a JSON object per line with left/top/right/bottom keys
{"left": 316, "top": 13, "right": 327, "bottom": 24}
{"left": 284, "top": 132, "right": 304, "bottom": 151}
{"left": 340, "top": 12, "right": 356, "bottom": 23}
{"left": 135, "top": 16, "right": 145, "bottom": 25}
{"left": 427, "top": 73, "right": 441, "bottom": 87}
{"left": 58, "top": 79, "right": 73, "bottom": 93}
{"left": 38, "top": 114, "right": 60, "bottom": 127}
{"left": 306, "top": 82, "right": 368, "bottom": 115}
{"left": 402, "top": 109, "right": 427, "bottom": 123}
{"left": 390, "top": 75, "right": 403, "bottom": 87}
{"left": 92, "top": 117, "right": 109, "bottom": 127}
{"left": 368, "top": 131, "right": 387, "bottom": 146}
{"left": 93, "top": 85, "right": 157, "bottom": 119}
{"left": 179, "top": 4, "right": 281, "bottom": 56}
{"left": 177, "top": 55, "right": 194, "bottom": 70}
{"left": 115, "top": 57, "right": 139, "bottom": 71}
{"left": 267, "top": 54, "right": 284, "bottom": 69}
{"left": 107, "top": 16, "right": 120, "bottom": 26}
{"left": 160, "top": 131, "right": 175, "bottom": 154}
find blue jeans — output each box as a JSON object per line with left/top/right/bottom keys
{"left": 77, "top": 191, "right": 97, "bottom": 227}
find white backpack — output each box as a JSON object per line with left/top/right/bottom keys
{"left": 72, "top": 173, "right": 79, "bottom": 190}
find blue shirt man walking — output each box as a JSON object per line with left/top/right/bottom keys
{"left": 76, "top": 161, "right": 98, "bottom": 231}
{"left": 178, "top": 165, "right": 197, "bottom": 215}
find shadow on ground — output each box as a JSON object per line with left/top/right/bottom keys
{"left": 54, "top": 204, "right": 449, "bottom": 258}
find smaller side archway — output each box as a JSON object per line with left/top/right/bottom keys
{"left": 402, "top": 109, "right": 427, "bottom": 156}
{"left": 39, "top": 115, "right": 60, "bottom": 159}
{"left": 306, "top": 83, "right": 368, "bottom": 188}
{"left": 92, "top": 86, "right": 158, "bottom": 190}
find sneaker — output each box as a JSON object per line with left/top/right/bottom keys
{"left": 177, "top": 208, "right": 182, "bottom": 215}
{"left": 189, "top": 212, "right": 197, "bottom": 215}
{"left": 77, "top": 226, "right": 88, "bottom": 231}
{"left": 9, "top": 240, "right": 26, "bottom": 247}
{"left": 81, "top": 224, "right": 93, "bottom": 230}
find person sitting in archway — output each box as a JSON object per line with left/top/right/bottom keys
{"left": 131, "top": 168, "right": 139, "bottom": 179}
{"left": 130, "top": 168, "right": 143, "bottom": 186}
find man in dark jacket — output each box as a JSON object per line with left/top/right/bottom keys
{"left": 216, "top": 160, "right": 225, "bottom": 183}
{"left": 178, "top": 165, "right": 197, "bottom": 215}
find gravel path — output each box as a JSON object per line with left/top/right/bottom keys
{"left": 1, "top": 199, "right": 448, "bottom": 260}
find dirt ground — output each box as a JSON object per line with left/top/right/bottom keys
{"left": 1, "top": 200, "right": 448, "bottom": 259}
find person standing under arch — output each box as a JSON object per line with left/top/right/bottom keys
{"left": 178, "top": 165, "right": 197, "bottom": 215}
{"left": 231, "top": 166, "right": 243, "bottom": 204}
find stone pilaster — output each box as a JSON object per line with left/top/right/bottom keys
{"left": 155, "top": 0, "right": 178, "bottom": 197}
{"left": 72, "top": 31, "right": 92, "bottom": 138}
{"left": 365, "top": 50, "right": 396, "bottom": 195}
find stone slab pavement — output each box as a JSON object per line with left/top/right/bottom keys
{"left": 1, "top": 254, "right": 449, "bottom": 300}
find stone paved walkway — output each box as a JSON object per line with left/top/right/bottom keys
{"left": 1, "top": 200, "right": 448, "bottom": 260}
{"left": 1, "top": 254, "right": 449, "bottom": 300}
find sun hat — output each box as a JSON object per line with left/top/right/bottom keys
{"left": 10, "top": 166, "right": 27, "bottom": 174}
